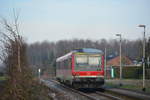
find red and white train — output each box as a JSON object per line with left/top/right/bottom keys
{"left": 56, "top": 48, "right": 104, "bottom": 88}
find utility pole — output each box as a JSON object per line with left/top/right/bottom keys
{"left": 116, "top": 34, "right": 122, "bottom": 85}
{"left": 38, "top": 68, "right": 41, "bottom": 83}
{"left": 148, "top": 57, "right": 150, "bottom": 67}
{"left": 138, "top": 24, "right": 146, "bottom": 91}
{"left": 104, "top": 48, "right": 107, "bottom": 78}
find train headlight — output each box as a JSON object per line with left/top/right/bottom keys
{"left": 76, "top": 73, "right": 80, "bottom": 76}
{"left": 72, "top": 73, "right": 76, "bottom": 76}
{"left": 72, "top": 73, "right": 80, "bottom": 76}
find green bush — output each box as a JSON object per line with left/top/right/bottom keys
{"left": 122, "top": 67, "right": 142, "bottom": 79}
{"left": 113, "top": 66, "right": 144, "bottom": 79}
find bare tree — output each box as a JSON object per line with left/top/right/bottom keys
{"left": 0, "top": 13, "right": 33, "bottom": 100}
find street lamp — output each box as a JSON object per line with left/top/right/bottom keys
{"left": 38, "top": 68, "right": 41, "bottom": 83}
{"left": 104, "top": 48, "right": 107, "bottom": 78}
{"left": 116, "top": 34, "right": 122, "bottom": 85}
{"left": 138, "top": 24, "right": 146, "bottom": 91}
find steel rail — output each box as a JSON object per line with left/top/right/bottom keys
{"left": 48, "top": 80, "right": 128, "bottom": 100}
{"left": 95, "top": 91, "right": 123, "bottom": 100}
{"left": 42, "top": 79, "right": 97, "bottom": 100}
{"left": 43, "top": 79, "right": 148, "bottom": 100}
{"left": 104, "top": 88, "right": 150, "bottom": 100}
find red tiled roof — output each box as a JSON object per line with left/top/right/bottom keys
{"left": 107, "top": 56, "right": 132, "bottom": 67}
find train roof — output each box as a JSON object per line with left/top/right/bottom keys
{"left": 56, "top": 51, "right": 74, "bottom": 62}
{"left": 73, "top": 48, "right": 103, "bottom": 54}
{"left": 56, "top": 48, "right": 103, "bottom": 62}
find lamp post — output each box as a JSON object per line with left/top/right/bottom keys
{"left": 104, "top": 48, "right": 107, "bottom": 78}
{"left": 138, "top": 24, "right": 146, "bottom": 91}
{"left": 38, "top": 68, "right": 41, "bottom": 83}
{"left": 116, "top": 34, "right": 122, "bottom": 84}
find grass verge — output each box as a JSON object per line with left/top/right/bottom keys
{"left": 105, "top": 82, "right": 150, "bottom": 93}
{"left": 0, "top": 76, "right": 6, "bottom": 81}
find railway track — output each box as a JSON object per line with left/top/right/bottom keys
{"left": 41, "top": 79, "right": 150, "bottom": 100}
{"left": 42, "top": 79, "right": 97, "bottom": 100}
{"left": 104, "top": 88, "right": 150, "bottom": 100}
{"left": 41, "top": 79, "right": 124, "bottom": 100}
{"left": 95, "top": 92, "right": 122, "bottom": 100}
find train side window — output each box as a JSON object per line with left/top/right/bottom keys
{"left": 63, "top": 60, "right": 66, "bottom": 69}
{"left": 56, "top": 62, "right": 59, "bottom": 69}
{"left": 58, "top": 62, "right": 61, "bottom": 69}
{"left": 68, "top": 58, "right": 71, "bottom": 69}
{"left": 62, "top": 60, "right": 64, "bottom": 69}
{"left": 64, "top": 59, "right": 69, "bottom": 69}
{"left": 65, "top": 58, "right": 71, "bottom": 69}
{"left": 60, "top": 61, "right": 64, "bottom": 69}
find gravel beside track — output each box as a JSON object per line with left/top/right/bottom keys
{"left": 41, "top": 79, "right": 124, "bottom": 100}
{"left": 41, "top": 79, "right": 150, "bottom": 100}
{"left": 95, "top": 92, "right": 122, "bottom": 100}
{"left": 105, "top": 88, "right": 150, "bottom": 100}
{"left": 41, "top": 79, "right": 97, "bottom": 100}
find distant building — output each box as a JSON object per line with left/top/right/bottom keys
{"left": 106, "top": 55, "right": 133, "bottom": 79}
{"left": 107, "top": 56, "right": 133, "bottom": 67}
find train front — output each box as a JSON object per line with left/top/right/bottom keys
{"left": 72, "top": 48, "right": 104, "bottom": 88}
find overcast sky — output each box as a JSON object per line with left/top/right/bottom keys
{"left": 0, "top": 0, "right": 150, "bottom": 43}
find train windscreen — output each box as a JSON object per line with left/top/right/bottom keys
{"left": 75, "top": 54, "right": 102, "bottom": 71}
